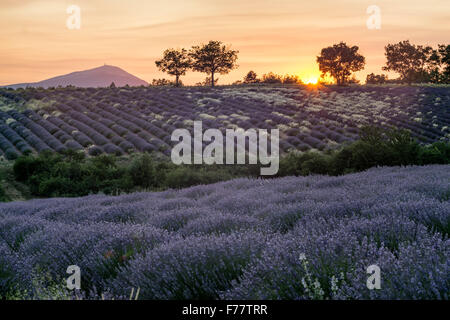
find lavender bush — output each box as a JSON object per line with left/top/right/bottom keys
{"left": 0, "top": 85, "right": 449, "bottom": 157}
{"left": 0, "top": 165, "right": 448, "bottom": 299}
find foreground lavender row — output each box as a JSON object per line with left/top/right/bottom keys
{"left": 0, "top": 85, "right": 449, "bottom": 159}
{"left": 0, "top": 165, "right": 449, "bottom": 299}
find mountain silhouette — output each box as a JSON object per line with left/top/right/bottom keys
{"left": 4, "top": 65, "right": 148, "bottom": 89}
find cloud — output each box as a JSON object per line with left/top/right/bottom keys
{"left": 0, "top": 0, "right": 449, "bottom": 84}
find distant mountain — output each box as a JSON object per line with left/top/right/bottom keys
{"left": 3, "top": 65, "right": 148, "bottom": 89}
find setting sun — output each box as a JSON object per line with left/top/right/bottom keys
{"left": 302, "top": 76, "right": 319, "bottom": 85}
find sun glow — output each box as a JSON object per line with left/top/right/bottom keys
{"left": 302, "top": 76, "right": 319, "bottom": 85}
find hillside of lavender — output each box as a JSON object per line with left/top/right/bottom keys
{"left": 0, "top": 165, "right": 448, "bottom": 300}
{"left": 0, "top": 85, "right": 449, "bottom": 159}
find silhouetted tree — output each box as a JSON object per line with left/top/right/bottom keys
{"left": 243, "top": 71, "right": 259, "bottom": 83}
{"left": 151, "top": 78, "right": 180, "bottom": 86}
{"left": 282, "top": 74, "right": 302, "bottom": 84}
{"left": 196, "top": 76, "right": 219, "bottom": 87}
{"left": 438, "top": 44, "right": 450, "bottom": 82}
{"left": 316, "top": 42, "right": 365, "bottom": 86}
{"left": 189, "top": 41, "right": 239, "bottom": 87}
{"left": 155, "top": 48, "right": 191, "bottom": 87}
{"left": 261, "top": 72, "right": 282, "bottom": 84}
{"left": 421, "top": 44, "right": 450, "bottom": 83}
{"left": 366, "top": 73, "right": 388, "bottom": 84}
{"left": 425, "top": 48, "right": 444, "bottom": 83}
{"left": 346, "top": 75, "right": 360, "bottom": 84}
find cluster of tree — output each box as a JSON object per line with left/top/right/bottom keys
{"left": 382, "top": 41, "right": 450, "bottom": 84}
{"left": 316, "top": 40, "right": 450, "bottom": 86}
{"left": 13, "top": 151, "right": 137, "bottom": 197}
{"left": 365, "top": 73, "right": 389, "bottom": 85}
{"left": 11, "top": 150, "right": 249, "bottom": 197}
{"left": 155, "top": 41, "right": 238, "bottom": 87}
{"left": 5, "top": 127, "right": 449, "bottom": 201}
{"left": 150, "top": 78, "right": 183, "bottom": 87}
{"left": 233, "top": 71, "right": 302, "bottom": 85}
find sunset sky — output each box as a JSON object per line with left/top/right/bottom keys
{"left": 1, "top": 0, "right": 449, "bottom": 85}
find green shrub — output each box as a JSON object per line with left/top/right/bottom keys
{"left": 384, "top": 127, "right": 420, "bottom": 165}
{"left": 38, "top": 177, "right": 74, "bottom": 197}
{"left": 279, "top": 126, "right": 449, "bottom": 178}
{"left": 165, "top": 168, "right": 203, "bottom": 189}
{"left": 278, "top": 153, "right": 302, "bottom": 176}
{"left": 0, "top": 185, "right": 8, "bottom": 202}
{"left": 418, "top": 142, "right": 450, "bottom": 164}
{"left": 14, "top": 152, "right": 62, "bottom": 182}
{"left": 165, "top": 166, "right": 234, "bottom": 189}
{"left": 13, "top": 156, "right": 41, "bottom": 182}
{"left": 300, "top": 152, "right": 332, "bottom": 175}
{"left": 9, "top": 125, "right": 450, "bottom": 199}
{"left": 339, "top": 140, "right": 386, "bottom": 171}
{"left": 129, "top": 153, "right": 155, "bottom": 188}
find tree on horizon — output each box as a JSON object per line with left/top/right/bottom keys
{"left": 155, "top": 48, "right": 191, "bottom": 87}
{"left": 189, "top": 41, "right": 239, "bottom": 87}
{"left": 439, "top": 45, "right": 450, "bottom": 81}
{"left": 383, "top": 40, "right": 432, "bottom": 84}
{"left": 316, "top": 42, "right": 365, "bottom": 86}
{"left": 243, "top": 70, "right": 259, "bottom": 83}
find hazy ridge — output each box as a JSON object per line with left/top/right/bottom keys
{"left": 3, "top": 65, "right": 148, "bottom": 89}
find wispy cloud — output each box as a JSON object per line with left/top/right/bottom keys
{"left": 0, "top": 0, "right": 449, "bottom": 85}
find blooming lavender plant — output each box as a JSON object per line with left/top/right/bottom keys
{"left": 0, "top": 165, "right": 448, "bottom": 299}
{"left": 0, "top": 86, "right": 449, "bottom": 157}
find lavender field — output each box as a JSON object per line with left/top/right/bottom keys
{"left": 0, "top": 165, "right": 448, "bottom": 299}
{"left": 0, "top": 85, "right": 449, "bottom": 159}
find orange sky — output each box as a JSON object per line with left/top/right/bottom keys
{"left": 1, "top": 0, "right": 449, "bottom": 85}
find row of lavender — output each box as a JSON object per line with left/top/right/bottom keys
{"left": 0, "top": 85, "right": 449, "bottom": 159}
{"left": 0, "top": 165, "right": 448, "bottom": 299}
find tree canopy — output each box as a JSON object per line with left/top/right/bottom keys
{"left": 243, "top": 71, "right": 259, "bottom": 83}
{"left": 155, "top": 48, "right": 191, "bottom": 87}
{"left": 382, "top": 41, "right": 450, "bottom": 84}
{"left": 189, "top": 41, "right": 239, "bottom": 87}
{"left": 383, "top": 40, "right": 431, "bottom": 84}
{"left": 316, "top": 42, "right": 365, "bottom": 86}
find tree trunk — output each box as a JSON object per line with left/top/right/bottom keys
{"left": 175, "top": 75, "right": 180, "bottom": 87}
{"left": 211, "top": 72, "right": 215, "bottom": 87}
